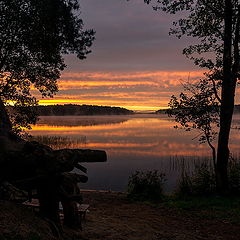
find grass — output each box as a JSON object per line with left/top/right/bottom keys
{"left": 0, "top": 232, "right": 42, "bottom": 240}
{"left": 163, "top": 195, "right": 240, "bottom": 223}
{"left": 127, "top": 164, "right": 240, "bottom": 224}
{"left": 25, "top": 135, "right": 87, "bottom": 149}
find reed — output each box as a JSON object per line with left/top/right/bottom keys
{"left": 25, "top": 135, "right": 87, "bottom": 150}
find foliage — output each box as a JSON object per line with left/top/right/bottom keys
{"left": 144, "top": 0, "right": 227, "bottom": 66}
{"left": 176, "top": 171, "right": 193, "bottom": 197}
{"left": 144, "top": 0, "right": 239, "bottom": 77}
{"left": 144, "top": 0, "right": 228, "bottom": 151}
{"left": 0, "top": 0, "right": 95, "bottom": 131}
{"left": 176, "top": 157, "right": 240, "bottom": 196}
{"left": 165, "top": 195, "right": 240, "bottom": 223}
{"left": 168, "top": 78, "right": 219, "bottom": 144}
{"left": 7, "top": 105, "right": 39, "bottom": 135}
{"left": 144, "top": 0, "right": 240, "bottom": 192}
{"left": 228, "top": 158, "right": 240, "bottom": 195}
{"left": 127, "top": 170, "right": 166, "bottom": 202}
{"left": 32, "top": 104, "right": 134, "bottom": 116}
{"left": 167, "top": 78, "right": 220, "bottom": 165}
{"left": 176, "top": 163, "right": 216, "bottom": 197}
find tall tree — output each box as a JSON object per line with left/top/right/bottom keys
{"left": 0, "top": 0, "right": 94, "bottom": 133}
{"left": 0, "top": 0, "right": 97, "bottom": 225}
{"left": 144, "top": 0, "right": 240, "bottom": 193}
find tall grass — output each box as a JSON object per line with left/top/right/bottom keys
{"left": 176, "top": 162, "right": 215, "bottom": 197}
{"left": 25, "top": 135, "right": 87, "bottom": 150}
{"left": 176, "top": 157, "right": 240, "bottom": 197}
{"left": 127, "top": 157, "right": 240, "bottom": 201}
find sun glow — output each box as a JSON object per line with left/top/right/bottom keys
{"left": 35, "top": 70, "right": 205, "bottom": 110}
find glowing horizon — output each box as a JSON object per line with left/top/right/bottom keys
{"left": 35, "top": 70, "right": 205, "bottom": 111}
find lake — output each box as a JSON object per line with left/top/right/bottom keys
{"left": 29, "top": 114, "right": 240, "bottom": 192}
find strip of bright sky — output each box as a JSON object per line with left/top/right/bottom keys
{"left": 35, "top": 0, "right": 221, "bottom": 111}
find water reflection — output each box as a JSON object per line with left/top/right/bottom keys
{"left": 36, "top": 115, "right": 129, "bottom": 127}
{"left": 30, "top": 114, "right": 240, "bottom": 192}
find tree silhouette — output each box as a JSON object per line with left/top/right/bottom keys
{"left": 0, "top": 0, "right": 98, "bottom": 228}
{"left": 145, "top": 0, "right": 240, "bottom": 193}
{"left": 0, "top": 0, "right": 94, "bottom": 133}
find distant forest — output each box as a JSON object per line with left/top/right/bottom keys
{"left": 32, "top": 104, "right": 134, "bottom": 116}
{"left": 156, "top": 105, "right": 240, "bottom": 114}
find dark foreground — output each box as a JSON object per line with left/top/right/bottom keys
{"left": 0, "top": 191, "right": 240, "bottom": 240}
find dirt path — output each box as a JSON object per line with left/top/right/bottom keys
{"left": 78, "top": 191, "right": 240, "bottom": 240}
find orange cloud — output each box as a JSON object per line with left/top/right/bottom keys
{"left": 59, "top": 70, "right": 204, "bottom": 89}
{"left": 35, "top": 70, "right": 208, "bottom": 110}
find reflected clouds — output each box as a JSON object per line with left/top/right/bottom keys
{"left": 31, "top": 115, "right": 239, "bottom": 158}
{"left": 29, "top": 114, "right": 240, "bottom": 191}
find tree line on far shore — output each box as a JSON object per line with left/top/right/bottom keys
{"left": 156, "top": 105, "right": 240, "bottom": 114}
{"left": 29, "top": 104, "right": 134, "bottom": 116}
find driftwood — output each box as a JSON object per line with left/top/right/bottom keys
{"left": 0, "top": 136, "right": 106, "bottom": 227}
{"left": 0, "top": 100, "right": 107, "bottom": 228}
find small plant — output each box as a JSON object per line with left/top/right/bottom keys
{"left": 176, "top": 172, "right": 193, "bottom": 197}
{"left": 176, "top": 158, "right": 240, "bottom": 197}
{"left": 228, "top": 158, "right": 240, "bottom": 195}
{"left": 127, "top": 170, "right": 166, "bottom": 202}
{"left": 191, "top": 163, "right": 215, "bottom": 195}
{"left": 176, "top": 163, "right": 215, "bottom": 197}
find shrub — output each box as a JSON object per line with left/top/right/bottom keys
{"left": 127, "top": 170, "right": 166, "bottom": 202}
{"left": 176, "top": 172, "right": 193, "bottom": 197}
{"left": 176, "top": 163, "right": 215, "bottom": 197}
{"left": 191, "top": 163, "right": 215, "bottom": 195}
{"left": 228, "top": 159, "right": 240, "bottom": 195}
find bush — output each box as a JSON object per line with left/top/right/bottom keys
{"left": 191, "top": 163, "right": 215, "bottom": 195}
{"left": 176, "top": 172, "right": 193, "bottom": 197}
{"left": 176, "top": 163, "right": 215, "bottom": 197}
{"left": 127, "top": 170, "right": 166, "bottom": 202}
{"left": 176, "top": 158, "right": 240, "bottom": 197}
{"left": 228, "top": 159, "right": 240, "bottom": 195}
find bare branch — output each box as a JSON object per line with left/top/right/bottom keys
{"left": 232, "top": 5, "right": 240, "bottom": 81}
{"left": 205, "top": 130, "right": 216, "bottom": 170}
{"left": 211, "top": 78, "right": 222, "bottom": 103}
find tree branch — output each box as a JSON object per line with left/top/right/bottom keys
{"left": 211, "top": 78, "right": 222, "bottom": 103}
{"left": 0, "top": 97, "right": 12, "bottom": 134}
{"left": 205, "top": 131, "right": 216, "bottom": 170}
{"left": 232, "top": 5, "right": 240, "bottom": 82}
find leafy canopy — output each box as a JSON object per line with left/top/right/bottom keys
{"left": 0, "top": 0, "right": 95, "bottom": 131}
{"left": 145, "top": 0, "right": 240, "bottom": 146}
{"left": 145, "top": 0, "right": 239, "bottom": 70}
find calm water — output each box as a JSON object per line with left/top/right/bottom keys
{"left": 30, "top": 114, "right": 240, "bottom": 192}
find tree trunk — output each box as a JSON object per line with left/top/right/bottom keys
{"left": 61, "top": 200, "right": 81, "bottom": 229}
{"left": 0, "top": 97, "right": 12, "bottom": 136}
{"left": 37, "top": 175, "right": 60, "bottom": 224}
{"left": 216, "top": 0, "right": 234, "bottom": 194}
{"left": 216, "top": 84, "right": 235, "bottom": 193}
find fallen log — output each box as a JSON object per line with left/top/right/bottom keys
{"left": 0, "top": 134, "right": 107, "bottom": 228}
{"left": 0, "top": 140, "right": 107, "bottom": 181}
{"left": 0, "top": 99, "right": 108, "bottom": 228}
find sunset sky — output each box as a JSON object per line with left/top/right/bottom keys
{"left": 37, "top": 0, "right": 205, "bottom": 111}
